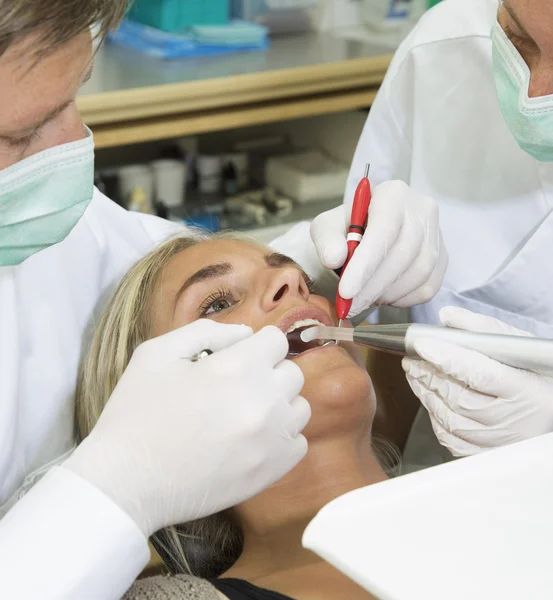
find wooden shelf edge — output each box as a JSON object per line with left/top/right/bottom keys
{"left": 79, "top": 55, "right": 391, "bottom": 125}
{"left": 90, "top": 87, "right": 378, "bottom": 148}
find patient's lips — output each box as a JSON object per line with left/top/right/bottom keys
{"left": 282, "top": 315, "right": 337, "bottom": 358}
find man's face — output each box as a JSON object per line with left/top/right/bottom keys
{"left": 499, "top": 0, "right": 553, "bottom": 98}
{"left": 0, "top": 30, "right": 92, "bottom": 170}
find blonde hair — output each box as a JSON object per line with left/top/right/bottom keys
{"left": 76, "top": 229, "right": 399, "bottom": 577}
{"left": 77, "top": 230, "right": 255, "bottom": 577}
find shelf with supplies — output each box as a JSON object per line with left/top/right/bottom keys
{"left": 78, "top": 31, "right": 392, "bottom": 148}
{"left": 93, "top": 111, "right": 368, "bottom": 241}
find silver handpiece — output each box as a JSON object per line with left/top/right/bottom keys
{"left": 301, "top": 324, "right": 553, "bottom": 373}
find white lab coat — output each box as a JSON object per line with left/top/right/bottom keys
{"left": 0, "top": 188, "right": 181, "bottom": 599}
{"left": 347, "top": 0, "right": 553, "bottom": 336}
{"left": 345, "top": 0, "right": 553, "bottom": 470}
{"left": 0, "top": 185, "right": 323, "bottom": 599}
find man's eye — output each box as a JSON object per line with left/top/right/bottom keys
{"left": 206, "top": 299, "right": 232, "bottom": 314}
{"left": 6, "top": 129, "right": 42, "bottom": 150}
{"left": 504, "top": 25, "right": 539, "bottom": 54}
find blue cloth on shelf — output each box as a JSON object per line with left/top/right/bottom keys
{"left": 107, "top": 19, "right": 269, "bottom": 59}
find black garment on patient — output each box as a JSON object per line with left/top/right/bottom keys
{"left": 210, "top": 578, "right": 294, "bottom": 600}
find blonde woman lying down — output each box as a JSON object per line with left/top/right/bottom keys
{"left": 76, "top": 231, "right": 398, "bottom": 600}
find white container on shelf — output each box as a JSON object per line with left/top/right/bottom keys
{"left": 152, "top": 159, "right": 187, "bottom": 208}
{"left": 118, "top": 164, "right": 155, "bottom": 213}
{"left": 265, "top": 150, "right": 349, "bottom": 204}
{"left": 197, "top": 155, "right": 222, "bottom": 194}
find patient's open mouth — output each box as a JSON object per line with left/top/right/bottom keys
{"left": 286, "top": 319, "right": 337, "bottom": 357}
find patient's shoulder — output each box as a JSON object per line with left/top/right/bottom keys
{"left": 124, "top": 574, "right": 226, "bottom": 600}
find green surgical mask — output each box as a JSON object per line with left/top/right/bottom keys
{"left": 0, "top": 127, "right": 94, "bottom": 266}
{"left": 492, "top": 22, "right": 553, "bottom": 162}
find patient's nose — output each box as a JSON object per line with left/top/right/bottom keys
{"left": 262, "top": 268, "right": 309, "bottom": 311}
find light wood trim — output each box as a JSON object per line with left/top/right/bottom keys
{"left": 78, "top": 55, "right": 391, "bottom": 126}
{"left": 91, "top": 87, "right": 378, "bottom": 148}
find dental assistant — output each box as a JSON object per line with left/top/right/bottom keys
{"left": 313, "top": 0, "right": 553, "bottom": 458}
{"left": 0, "top": 1, "right": 445, "bottom": 598}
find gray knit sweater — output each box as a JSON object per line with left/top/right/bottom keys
{"left": 124, "top": 575, "right": 221, "bottom": 600}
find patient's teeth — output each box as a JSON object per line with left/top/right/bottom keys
{"left": 286, "top": 318, "right": 324, "bottom": 334}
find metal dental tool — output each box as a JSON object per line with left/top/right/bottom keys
{"left": 335, "top": 163, "right": 372, "bottom": 328}
{"left": 300, "top": 323, "right": 553, "bottom": 373}
{"left": 188, "top": 349, "right": 214, "bottom": 362}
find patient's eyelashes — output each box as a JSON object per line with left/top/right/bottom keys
{"left": 199, "top": 287, "right": 237, "bottom": 317}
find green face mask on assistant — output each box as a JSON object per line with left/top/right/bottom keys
{"left": 492, "top": 21, "right": 553, "bottom": 162}
{"left": 0, "top": 127, "right": 94, "bottom": 267}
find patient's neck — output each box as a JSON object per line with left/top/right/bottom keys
{"left": 227, "top": 434, "right": 387, "bottom": 580}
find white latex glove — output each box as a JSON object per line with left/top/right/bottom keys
{"left": 65, "top": 320, "right": 310, "bottom": 537}
{"left": 402, "top": 306, "right": 553, "bottom": 457}
{"left": 310, "top": 181, "right": 448, "bottom": 316}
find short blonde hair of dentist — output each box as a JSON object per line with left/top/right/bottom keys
{"left": 0, "top": 0, "right": 127, "bottom": 57}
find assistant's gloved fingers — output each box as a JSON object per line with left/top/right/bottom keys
{"left": 404, "top": 357, "right": 514, "bottom": 428}
{"left": 425, "top": 417, "right": 482, "bottom": 457}
{"left": 338, "top": 183, "right": 406, "bottom": 301}
{"left": 347, "top": 208, "right": 425, "bottom": 308}
{"left": 140, "top": 319, "right": 253, "bottom": 360}
{"left": 309, "top": 205, "right": 349, "bottom": 270}
{"left": 412, "top": 338, "right": 530, "bottom": 399}
{"left": 378, "top": 225, "right": 443, "bottom": 306}
{"left": 439, "top": 306, "right": 533, "bottom": 338}
{"left": 388, "top": 231, "right": 448, "bottom": 308}
{"left": 287, "top": 434, "right": 309, "bottom": 465}
{"left": 273, "top": 358, "right": 306, "bottom": 400}
{"left": 404, "top": 368, "right": 483, "bottom": 431}
{"left": 217, "top": 325, "right": 289, "bottom": 367}
{"left": 406, "top": 368, "right": 495, "bottom": 457}
{"left": 288, "top": 396, "right": 312, "bottom": 437}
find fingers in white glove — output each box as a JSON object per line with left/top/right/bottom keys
{"left": 404, "top": 358, "right": 497, "bottom": 427}
{"left": 336, "top": 181, "right": 446, "bottom": 316}
{"left": 216, "top": 325, "right": 290, "bottom": 368}
{"left": 412, "top": 338, "right": 531, "bottom": 400}
{"left": 273, "top": 357, "right": 306, "bottom": 400}
{"left": 288, "top": 396, "right": 312, "bottom": 437}
{"left": 309, "top": 205, "right": 349, "bottom": 269}
{"left": 384, "top": 231, "right": 449, "bottom": 308}
{"left": 406, "top": 368, "right": 523, "bottom": 452}
{"left": 347, "top": 205, "right": 426, "bottom": 309}
{"left": 66, "top": 320, "right": 312, "bottom": 536}
{"left": 423, "top": 413, "right": 483, "bottom": 458}
{"left": 338, "top": 181, "right": 408, "bottom": 302}
{"left": 439, "top": 306, "right": 533, "bottom": 337}
{"left": 138, "top": 319, "right": 253, "bottom": 361}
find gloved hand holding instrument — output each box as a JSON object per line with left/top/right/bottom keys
{"left": 65, "top": 320, "right": 310, "bottom": 537}
{"left": 402, "top": 307, "right": 553, "bottom": 457}
{"left": 310, "top": 176, "right": 448, "bottom": 317}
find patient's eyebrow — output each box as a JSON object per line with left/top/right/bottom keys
{"left": 173, "top": 262, "right": 233, "bottom": 310}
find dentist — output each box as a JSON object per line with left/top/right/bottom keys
{"left": 324, "top": 0, "right": 553, "bottom": 458}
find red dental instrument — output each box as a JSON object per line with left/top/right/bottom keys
{"left": 335, "top": 163, "right": 372, "bottom": 327}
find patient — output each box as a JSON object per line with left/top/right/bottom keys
{"left": 76, "top": 231, "right": 397, "bottom": 600}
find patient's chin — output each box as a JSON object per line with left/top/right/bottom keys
{"left": 297, "top": 345, "right": 375, "bottom": 439}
